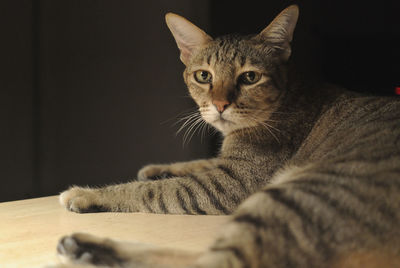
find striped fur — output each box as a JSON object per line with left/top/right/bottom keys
{"left": 57, "top": 5, "right": 400, "bottom": 268}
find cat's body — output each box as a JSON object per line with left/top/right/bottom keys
{"left": 56, "top": 5, "right": 400, "bottom": 268}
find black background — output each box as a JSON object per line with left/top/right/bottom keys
{"left": 1, "top": 0, "right": 399, "bottom": 202}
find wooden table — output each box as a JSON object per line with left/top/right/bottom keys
{"left": 0, "top": 196, "right": 229, "bottom": 267}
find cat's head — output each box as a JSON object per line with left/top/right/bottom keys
{"left": 166, "top": 5, "right": 299, "bottom": 135}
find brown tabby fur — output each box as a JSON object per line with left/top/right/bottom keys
{"left": 56, "top": 5, "right": 400, "bottom": 268}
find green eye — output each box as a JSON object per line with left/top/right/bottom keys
{"left": 194, "top": 70, "right": 212, "bottom": 84}
{"left": 239, "top": 71, "right": 261, "bottom": 85}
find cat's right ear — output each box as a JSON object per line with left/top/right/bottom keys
{"left": 165, "top": 13, "right": 212, "bottom": 65}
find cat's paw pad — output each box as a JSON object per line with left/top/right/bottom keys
{"left": 59, "top": 187, "right": 108, "bottom": 213}
{"left": 57, "top": 233, "right": 124, "bottom": 266}
{"left": 137, "top": 165, "right": 176, "bottom": 181}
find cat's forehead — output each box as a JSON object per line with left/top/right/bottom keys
{"left": 189, "top": 34, "right": 271, "bottom": 71}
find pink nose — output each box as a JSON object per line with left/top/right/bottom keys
{"left": 212, "top": 99, "right": 230, "bottom": 113}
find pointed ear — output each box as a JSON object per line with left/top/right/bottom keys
{"left": 165, "top": 13, "right": 212, "bottom": 65}
{"left": 257, "top": 5, "right": 299, "bottom": 60}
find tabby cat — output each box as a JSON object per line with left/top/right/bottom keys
{"left": 56, "top": 5, "right": 400, "bottom": 268}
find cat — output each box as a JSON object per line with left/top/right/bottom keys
{"left": 55, "top": 5, "right": 400, "bottom": 268}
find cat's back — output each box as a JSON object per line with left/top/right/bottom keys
{"left": 294, "top": 91, "right": 400, "bottom": 165}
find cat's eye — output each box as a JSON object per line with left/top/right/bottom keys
{"left": 194, "top": 70, "right": 212, "bottom": 84}
{"left": 238, "top": 71, "right": 261, "bottom": 85}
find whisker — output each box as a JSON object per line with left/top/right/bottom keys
{"left": 242, "top": 114, "right": 281, "bottom": 144}
{"left": 262, "top": 122, "right": 281, "bottom": 133}
{"left": 174, "top": 112, "right": 200, "bottom": 125}
{"left": 160, "top": 107, "right": 198, "bottom": 125}
{"left": 187, "top": 117, "right": 205, "bottom": 145}
{"left": 200, "top": 120, "right": 208, "bottom": 143}
{"left": 176, "top": 112, "right": 201, "bottom": 135}
{"left": 182, "top": 116, "right": 204, "bottom": 146}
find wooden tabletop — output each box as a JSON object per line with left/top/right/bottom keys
{"left": 0, "top": 196, "right": 229, "bottom": 267}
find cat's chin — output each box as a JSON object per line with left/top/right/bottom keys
{"left": 211, "top": 118, "right": 241, "bottom": 135}
{"left": 202, "top": 110, "right": 250, "bottom": 135}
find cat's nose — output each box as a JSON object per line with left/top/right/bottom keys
{"left": 212, "top": 99, "right": 231, "bottom": 113}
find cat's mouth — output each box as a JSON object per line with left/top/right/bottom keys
{"left": 201, "top": 110, "right": 240, "bottom": 133}
{"left": 213, "top": 115, "right": 235, "bottom": 125}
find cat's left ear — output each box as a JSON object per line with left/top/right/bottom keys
{"left": 165, "top": 13, "right": 212, "bottom": 65}
{"left": 256, "top": 5, "right": 299, "bottom": 60}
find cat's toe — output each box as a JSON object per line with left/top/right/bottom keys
{"left": 57, "top": 233, "right": 125, "bottom": 266}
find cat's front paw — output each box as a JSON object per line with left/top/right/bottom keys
{"left": 57, "top": 233, "right": 125, "bottom": 267}
{"left": 137, "top": 164, "right": 176, "bottom": 181}
{"left": 59, "top": 187, "right": 108, "bottom": 213}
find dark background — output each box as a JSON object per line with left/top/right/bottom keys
{"left": 1, "top": 0, "right": 399, "bottom": 202}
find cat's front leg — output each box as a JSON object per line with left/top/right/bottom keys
{"left": 137, "top": 159, "right": 219, "bottom": 181}
{"left": 56, "top": 232, "right": 200, "bottom": 268}
{"left": 60, "top": 158, "right": 261, "bottom": 214}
